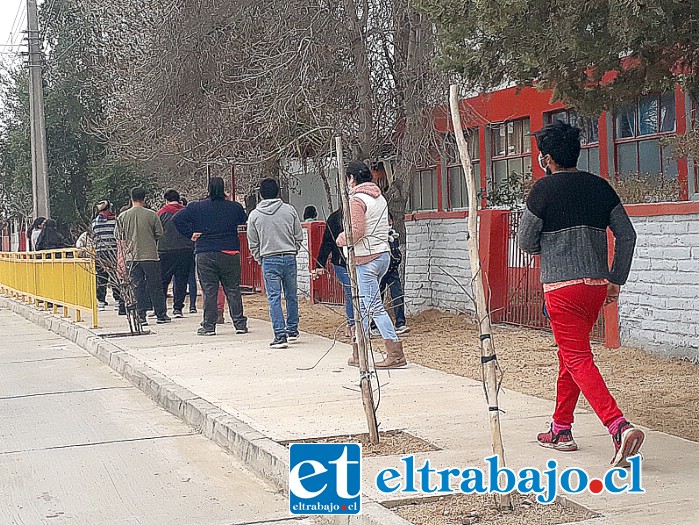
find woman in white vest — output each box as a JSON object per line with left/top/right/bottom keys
{"left": 337, "top": 161, "right": 406, "bottom": 369}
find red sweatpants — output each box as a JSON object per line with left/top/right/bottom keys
{"left": 545, "top": 283, "right": 623, "bottom": 428}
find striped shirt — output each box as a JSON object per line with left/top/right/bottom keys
{"left": 91, "top": 214, "right": 118, "bottom": 253}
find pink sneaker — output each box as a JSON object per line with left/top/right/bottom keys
{"left": 611, "top": 421, "right": 645, "bottom": 468}
{"left": 537, "top": 424, "right": 578, "bottom": 451}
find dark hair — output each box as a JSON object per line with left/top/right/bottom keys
{"left": 259, "top": 178, "right": 280, "bottom": 200}
{"left": 181, "top": 197, "right": 188, "bottom": 206}
{"left": 44, "top": 218, "right": 57, "bottom": 229}
{"left": 131, "top": 187, "right": 147, "bottom": 202}
{"left": 208, "top": 177, "right": 225, "bottom": 200}
{"left": 303, "top": 205, "right": 318, "bottom": 221}
{"left": 30, "top": 216, "right": 46, "bottom": 230}
{"left": 164, "top": 189, "right": 180, "bottom": 202}
{"left": 346, "top": 161, "right": 373, "bottom": 184}
{"left": 533, "top": 120, "right": 581, "bottom": 169}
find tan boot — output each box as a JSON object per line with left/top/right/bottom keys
{"left": 347, "top": 342, "right": 359, "bottom": 367}
{"left": 375, "top": 340, "right": 407, "bottom": 369}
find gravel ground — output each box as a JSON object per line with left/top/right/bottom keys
{"left": 244, "top": 294, "right": 699, "bottom": 442}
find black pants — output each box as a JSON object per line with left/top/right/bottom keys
{"left": 379, "top": 268, "right": 407, "bottom": 327}
{"left": 159, "top": 250, "right": 194, "bottom": 311}
{"left": 96, "top": 260, "right": 122, "bottom": 304}
{"left": 197, "top": 252, "right": 247, "bottom": 331}
{"left": 129, "top": 261, "right": 167, "bottom": 319}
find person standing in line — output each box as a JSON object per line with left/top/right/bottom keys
{"left": 157, "top": 189, "right": 194, "bottom": 318}
{"left": 311, "top": 208, "right": 355, "bottom": 338}
{"left": 336, "top": 161, "right": 406, "bottom": 369}
{"left": 517, "top": 120, "right": 643, "bottom": 467}
{"left": 303, "top": 205, "right": 319, "bottom": 221}
{"left": 116, "top": 187, "right": 170, "bottom": 325}
{"left": 177, "top": 197, "right": 198, "bottom": 314}
{"left": 28, "top": 217, "right": 46, "bottom": 250}
{"left": 35, "top": 219, "right": 69, "bottom": 250}
{"left": 91, "top": 201, "right": 124, "bottom": 314}
{"left": 173, "top": 177, "right": 248, "bottom": 336}
{"left": 247, "top": 178, "right": 303, "bottom": 349}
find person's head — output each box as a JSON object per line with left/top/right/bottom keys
{"left": 346, "top": 161, "right": 373, "bottom": 188}
{"left": 208, "top": 177, "right": 225, "bottom": 200}
{"left": 44, "top": 218, "right": 57, "bottom": 230}
{"left": 259, "top": 178, "right": 280, "bottom": 200}
{"left": 180, "top": 197, "right": 188, "bottom": 206}
{"left": 533, "top": 120, "right": 581, "bottom": 174}
{"left": 164, "top": 189, "right": 180, "bottom": 203}
{"left": 31, "top": 217, "right": 46, "bottom": 230}
{"left": 96, "top": 200, "right": 111, "bottom": 213}
{"left": 131, "top": 187, "right": 147, "bottom": 204}
{"left": 303, "top": 205, "right": 318, "bottom": 221}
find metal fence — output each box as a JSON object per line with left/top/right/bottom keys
{"left": 0, "top": 249, "right": 98, "bottom": 327}
{"left": 305, "top": 221, "right": 345, "bottom": 305}
{"left": 238, "top": 226, "right": 263, "bottom": 292}
{"left": 504, "top": 210, "right": 605, "bottom": 341}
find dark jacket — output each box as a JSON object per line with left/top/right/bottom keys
{"left": 173, "top": 198, "right": 247, "bottom": 254}
{"left": 157, "top": 202, "right": 194, "bottom": 252}
{"left": 35, "top": 222, "right": 69, "bottom": 251}
{"left": 387, "top": 229, "right": 402, "bottom": 274}
{"left": 315, "top": 209, "right": 345, "bottom": 269}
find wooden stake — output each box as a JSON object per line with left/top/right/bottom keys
{"left": 335, "top": 136, "right": 380, "bottom": 444}
{"left": 449, "top": 85, "right": 512, "bottom": 510}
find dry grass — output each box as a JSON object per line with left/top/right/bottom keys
{"left": 244, "top": 294, "right": 699, "bottom": 441}
{"left": 282, "top": 430, "right": 440, "bottom": 458}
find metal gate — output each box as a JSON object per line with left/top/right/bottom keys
{"left": 238, "top": 226, "right": 263, "bottom": 292}
{"left": 306, "top": 222, "right": 345, "bottom": 305}
{"left": 504, "top": 210, "right": 605, "bottom": 341}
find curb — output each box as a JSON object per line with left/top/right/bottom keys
{"left": 0, "top": 296, "right": 412, "bottom": 525}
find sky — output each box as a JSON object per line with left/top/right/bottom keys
{"left": 0, "top": 0, "right": 30, "bottom": 66}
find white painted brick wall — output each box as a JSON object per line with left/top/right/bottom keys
{"left": 297, "top": 227, "right": 310, "bottom": 297}
{"left": 619, "top": 213, "right": 699, "bottom": 361}
{"left": 404, "top": 218, "right": 474, "bottom": 315}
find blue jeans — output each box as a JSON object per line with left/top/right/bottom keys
{"left": 333, "top": 264, "right": 355, "bottom": 327}
{"left": 262, "top": 255, "right": 299, "bottom": 338}
{"left": 355, "top": 252, "right": 398, "bottom": 342}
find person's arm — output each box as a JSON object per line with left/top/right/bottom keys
{"left": 292, "top": 208, "right": 304, "bottom": 251}
{"left": 608, "top": 202, "right": 637, "bottom": 286}
{"left": 153, "top": 212, "right": 164, "bottom": 241}
{"left": 517, "top": 183, "right": 545, "bottom": 255}
{"left": 315, "top": 222, "right": 336, "bottom": 269}
{"left": 173, "top": 206, "right": 195, "bottom": 240}
{"left": 246, "top": 215, "right": 261, "bottom": 263}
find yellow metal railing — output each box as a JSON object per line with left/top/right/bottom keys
{"left": 0, "top": 249, "right": 98, "bottom": 327}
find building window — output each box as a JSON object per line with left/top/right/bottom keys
{"left": 614, "top": 93, "right": 678, "bottom": 180}
{"left": 490, "top": 118, "right": 531, "bottom": 193}
{"left": 444, "top": 130, "right": 480, "bottom": 210}
{"left": 409, "top": 167, "right": 438, "bottom": 211}
{"left": 545, "top": 109, "right": 600, "bottom": 174}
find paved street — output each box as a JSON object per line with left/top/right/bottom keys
{"left": 0, "top": 308, "right": 309, "bottom": 525}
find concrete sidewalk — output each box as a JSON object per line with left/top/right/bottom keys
{"left": 4, "top": 299, "right": 699, "bottom": 525}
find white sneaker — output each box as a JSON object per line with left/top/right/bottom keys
{"left": 370, "top": 328, "right": 381, "bottom": 339}
{"left": 395, "top": 325, "right": 411, "bottom": 335}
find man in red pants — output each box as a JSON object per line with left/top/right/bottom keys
{"left": 518, "top": 120, "right": 644, "bottom": 468}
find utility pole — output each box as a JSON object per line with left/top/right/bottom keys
{"left": 27, "top": 0, "right": 50, "bottom": 219}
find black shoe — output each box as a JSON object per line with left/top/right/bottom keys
{"left": 287, "top": 331, "right": 299, "bottom": 343}
{"left": 197, "top": 327, "right": 216, "bottom": 336}
{"left": 235, "top": 326, "right": 249, "bottom": 334}
{"left": 270, "top": 336, "right": 288, "bottom": 349}
{"left": 189, "top": 307, "right": 197, "bottom": 314}
{"left": 173, "top": 309, "right": 184, "bottom": 318}
{"left": 156, "top": 316, "right": 172, "bottom": 324}
{"left": 139, "top": 318, "right": 149, "bottom": 326}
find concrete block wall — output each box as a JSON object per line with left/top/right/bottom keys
{"left": 619, "top": 212, "right": 699, "bottom": 360}
{"left": 297, "top": 227, "right": 311, "bottom": 298}
{"left": 403, "top": 218, "right": 474, "bottom": 315}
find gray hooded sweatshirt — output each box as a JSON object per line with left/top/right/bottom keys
{"left": 247, "top": 199, "right": 303, "bottom": 263}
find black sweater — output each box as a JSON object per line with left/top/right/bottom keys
{"left": 315, "top": 209, "right": 346, "bottom": 269}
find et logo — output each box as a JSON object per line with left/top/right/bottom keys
{"left": 289, "top": 443, "right": 362, "bottom": 515}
